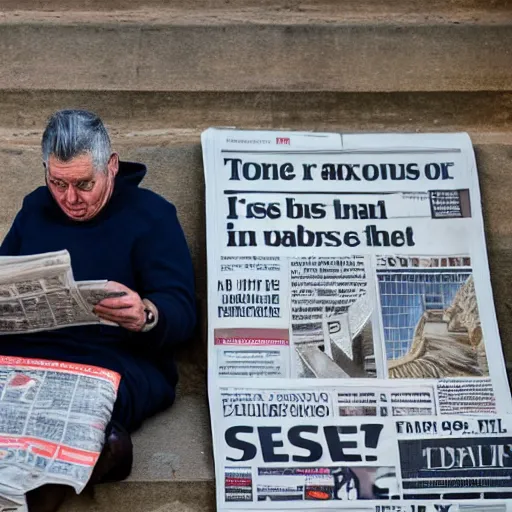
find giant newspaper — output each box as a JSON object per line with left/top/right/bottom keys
{"left": 202, "top": 129, "right": 512, "bottom": 512}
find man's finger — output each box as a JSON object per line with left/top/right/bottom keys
{"left": 95, "top": 308, "right": 141, "bottom": 322}
{"left": 94, "top": 309, "right": 121, "bottom": 320}
{"left": 96, "top": 311, "right": 143, "bottom": 331}
{"left": 104, "top": 281, "right": 132, "bottom": 293}
{"left": 96, "top": 296, "right": 135, "bottom": 309}
{"left": 95, "top": 309, "right": 141, "bottom": 323}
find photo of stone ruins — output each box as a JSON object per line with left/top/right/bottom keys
{"left": 382, "top": 271, "right": 489, "bottom": 380}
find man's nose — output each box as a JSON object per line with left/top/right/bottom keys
{"left": 65, "top": 185, "right": 79, "bottom": 204}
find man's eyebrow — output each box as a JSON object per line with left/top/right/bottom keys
{"left": 48, "top": 176, "right": 93, "bottom": 184}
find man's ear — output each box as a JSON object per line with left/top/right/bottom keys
{"left": 108, "top": 153, "right": 120, "bottom": 177}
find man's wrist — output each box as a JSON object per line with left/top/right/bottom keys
{"left": 141, "top": 298, "right": 158, "bottom": 332}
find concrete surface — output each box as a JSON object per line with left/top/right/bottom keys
{"left": 127, "top": 392, "right": 212, "bottom": 483}
{"left": 0, "top": 16, "right": 511, "bottom": 92}
{"left": 67, "top": 481, "right": 215, "bottom": 511}
{"left": 61, "top": 391, "right": 214, "bottom": 508}
{"left": 0, "top": 0, "right": 510, "bottom": 510}
{"left": 1, "top": 0, "right": 509, "bottom": 11}
{"left": 0, "top": 91, "right": 511, "bottom": 133}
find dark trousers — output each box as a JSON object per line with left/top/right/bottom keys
{"left": 0, "top": 339, "right": 176, "bottom": 432}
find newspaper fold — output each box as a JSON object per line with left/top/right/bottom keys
{"left": 0, "top": 250, "right": 125, "bottom": 334}
{"left": 0, "top": 357, "right": 120, "bottom": 506}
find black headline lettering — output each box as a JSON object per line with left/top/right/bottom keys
{"left": 396, "top": 420, "right": 438, "bottom": 435}
{"left": 218, "top": 305, "right": 280, "bottom": 318}
{"left": 289, "top": 425, "right": 324, "bottom": 462}
{"left": 321, "top": 162, "right": 421, "bottom": 181}
{"left": 286, "top": 198, "right": 326, "bottom": 219}
{"left": 220, "top": 293, "right": 279, "bottom": 305}
{"left": 396, "top": 418, "right": 506, "bottom": 436}
{"left": 218, "top": 277, "right": 280, "bottom": 307}
{"left": 334, "top": 200, "right": 387, "bottom": 220}
{"left": 478, "top": 418, "right": 507, "bottom": 434}
{"left": 271, "top": 392, "right": 329, "bottom": 403}
{"left": 242, "top": 225, "right": 414, "bottom": 248}
{"left": 263, "top": 225, "right": 361, "bottom": 248}
{"left": 217, "top": 278, "right": 279, "bottom": 292}
{"left": 376, "top": 507, "right": 453, "bottom": 512}
{"left": 225, "top": 159, "right": 295, "bottom": 181}
{"left": 224, "top": 424, "right": 383, "bottom": 463}
{"left": 225, "top": 159, "right": 455, "bottom": 181}
{"left": 225, "top": 195, "right": 416, "bottom": 248}
{"left": 227, "top": 196, "right": 282, "bottom": 220}
{"left": 230, "top": 197, "right": 389, "bottom": 222}
{"left": 423, "top": 444, "right": 512, "bottom": 469}
{"left": 364, "top": 225, "right": 415, "bottom": 247}
{"left": 222, "top": 402, "right": 330, "bottom": 418}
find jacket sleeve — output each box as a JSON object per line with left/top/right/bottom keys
{"left": 0, "top": 209, "right": 24, "bottom": 256}
{"left": 133, "top": 203, "right": 197, "bottom": 349}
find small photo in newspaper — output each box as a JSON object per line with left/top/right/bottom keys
{"left": 252, "top": 466, "right": 399, "bottom": 502}
{"left": 290, "top": 256, "right": 376, "bottom": 379}
{"left": 376, "top": 256, "right": 488, "bottom": 380}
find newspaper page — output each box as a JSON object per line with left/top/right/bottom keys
{"left": 202, "top": 129, "right": 512, "bottom": 512}
{"left": 0, "top": 356, "right": 120, "bottom": 509}
{"left": 0, "top": 250, "right": 125, "bottom": 334}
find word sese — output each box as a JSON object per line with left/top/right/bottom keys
{"left": 224, "top": 423, "right": 383, "bottom": 463}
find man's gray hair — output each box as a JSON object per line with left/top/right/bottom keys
{"left": 42, "top": 110, "right": 112, "bottom": 173}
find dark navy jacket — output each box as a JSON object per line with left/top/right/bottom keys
{"left": 0, "top": 161, "right": 196, "bottom": 405}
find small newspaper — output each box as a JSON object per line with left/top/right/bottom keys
{"left": 0, "top": 250, "right": 125, "bottom": 334}
{"left": 0, "top": 250, "right": 124, "bottom": 508}
{"left": 202, "top": 129, "right": 512, "bottom": 511}
{"left": 0, "top": 356, "right": 119, "bottom": 510}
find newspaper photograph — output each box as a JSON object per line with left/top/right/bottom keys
{"left": 202, "top": 129, "right": 512, "bottom": 511}
{"left": 0, "top": 250, "right": 125, "bottom": 334}
{"left": 376, "top": 256, "right": 487, "bottom": 380}
{"left": 290, "top": 256, "right": 374, "bottom": 379}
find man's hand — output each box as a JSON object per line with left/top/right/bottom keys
{"left": 94, "top": 281, "right": 146, "bottom": 332}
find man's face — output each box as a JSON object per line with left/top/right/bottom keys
{"left": 46, "top": 153, "right": 118, "bottom": 222}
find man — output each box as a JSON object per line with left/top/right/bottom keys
{"left": 0, "top": 110, "right": 197, "bottom": 510}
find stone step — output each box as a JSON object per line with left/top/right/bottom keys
{"left": 0, "top": 10, "right": 511, "bottom": 92}
{"left": 66, "top": 480, "right": 216, "bottom": 512}
{"left": 64, "top": 390, "right": 215, "bottom": 511}
{"left": 67, "top": 480, "right": 215, "bottom": 512}
{"left": 1, "top": 0, "right": 509, "bottom": 12}
{"left": 0, "top": 2, "right": 509, "bottom": 510}
{"left": 2, "top": 6, "right": 510, "bottom": 21}
{"left": 1, "top": 91, "right": 511, "bottom": 134}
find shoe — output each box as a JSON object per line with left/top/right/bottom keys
{"left": 26, "top": 484, "right": 69, "bottom": 512}
{"left": 89, "top": 421, "right": 133, "bottom": 484}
